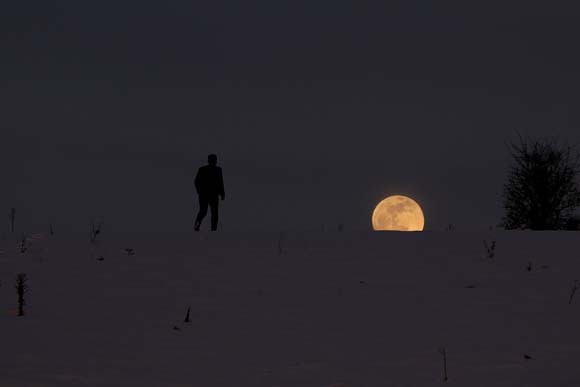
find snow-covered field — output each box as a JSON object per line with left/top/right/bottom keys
{"left": 1, "top": 231, "right": 579, "bottom": 386}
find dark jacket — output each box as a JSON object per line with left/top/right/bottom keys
{"left": 195, "top": 165, "right": 225, "bottom": 198}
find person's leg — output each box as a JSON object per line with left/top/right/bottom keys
{"left": 209, "top": 196, "right": 220, "bottom": 231}
{"left": 195, "top": 196, "right": 209, "bottom": 230}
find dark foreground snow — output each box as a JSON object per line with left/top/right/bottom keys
{"left": 1, "top": 231, "right": 579, "bottom": 386}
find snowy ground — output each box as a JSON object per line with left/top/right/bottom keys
{"left": 1, "top": 230, "right": 580, "bottom": 386}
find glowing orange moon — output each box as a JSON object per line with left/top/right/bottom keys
{"left": 372, "top": 195, "right": 425, "bottom": 231}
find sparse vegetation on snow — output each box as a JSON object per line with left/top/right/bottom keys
{"left": 1, "top": 230, "right": 580, "bottom": 386}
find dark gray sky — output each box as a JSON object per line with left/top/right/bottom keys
{"left": 2, "top": 1, "right": 580, "bottom": 233}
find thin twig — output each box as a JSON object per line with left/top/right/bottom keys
{"left": 438, "top": 347, "right": 448, "bottom": 383}
{"left": 278, "top": 231, "right": 284, "bottom": 255}
{"left": 484, "top": 240, "right": 496, "bottom": 260}
{"left": 569, "top": 280, "right": 580, "bottom": 304}
{"left": 9, "top": 207, "right": 16, "bottom": 233}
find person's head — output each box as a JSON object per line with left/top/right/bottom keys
{"left": 208, "top": 154, "right": 218, "bottom": 166}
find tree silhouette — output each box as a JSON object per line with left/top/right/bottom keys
{"left": 502, "top": 137, "right": 580, "bottom": 230}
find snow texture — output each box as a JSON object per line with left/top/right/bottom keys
{"left": 1, "top": 231, "right": 579, "bottom": 386}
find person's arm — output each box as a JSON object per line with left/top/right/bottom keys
{"left": 218, "top": 168, "right": 225, "bottom": 200}
{"left": 194, "top": 168, "right": 201, "bottom": 194}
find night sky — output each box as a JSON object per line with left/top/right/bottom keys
{"left": 2, "top": 1, "right": 580, "bottom": 233}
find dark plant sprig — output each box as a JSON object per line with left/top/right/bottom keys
{"left": 90, "top": 219, "right": 102, "bottom": 243}
{"left": 19, "top": 234, "right": 28, "bottom": 254}
{"left": 568, "top": 280, "right": 580, "bottom": 305}
{"left": 9, "top": 207, "right": 15, "bottom": 233}
{"left": 438, "top": 347, "right": 448, "bottom": 383}
{"left": 484, "top": 240, "right": 496, "bottom": 260}
{"left": 15, "top": 273, "right": 28, "bottom": 317}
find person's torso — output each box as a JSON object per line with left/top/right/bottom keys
{"left": 197, "top": 165, "right": 222, "bottom": 195}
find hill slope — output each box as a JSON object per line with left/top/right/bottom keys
{"left": 1, "top": 231, "right": 579, "bottom": 386}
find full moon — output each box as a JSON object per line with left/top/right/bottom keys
{"left": 372, "top": 195, "right": 425, "bottom": 231}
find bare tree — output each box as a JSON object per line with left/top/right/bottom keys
{"left": 502, "top": 137, "right": 580, "bottom": 230}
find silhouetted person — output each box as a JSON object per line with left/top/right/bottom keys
{"left": 194, "top": 154, "right": 225, "bottom": 231}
